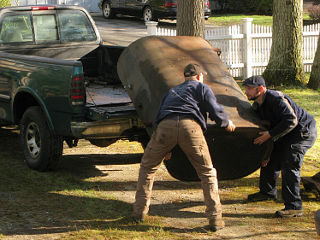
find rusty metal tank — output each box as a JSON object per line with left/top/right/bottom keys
{"left": 117, "top": 36, "right": 272, "bottom": 181}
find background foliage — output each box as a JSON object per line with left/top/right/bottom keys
{"left": 215, "top": 0, "right": 273, "bottom": 14}
{"left": 308, "top": 4, "right": 320, "bottom": 21}
{"left": 0, "top": 0, "right": 11, "bottom": 7}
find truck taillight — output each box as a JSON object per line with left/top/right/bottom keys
{"left": 165, "top": 0, "right": 177, "bottom": 8}
{"left": 70, "top": 75, "right": 85, "bottom": 105}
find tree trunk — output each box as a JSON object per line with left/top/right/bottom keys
{"left": 176, "top": 0, "right": 205, "bottom": 38}
{"left": 308, "top": 35, "right": 320, "bottom": 90}
{"left": 263, "top": 0, "right": 305, "bottom": 86}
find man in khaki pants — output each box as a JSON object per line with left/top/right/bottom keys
{"left": 132, "top": 63, "right": 236, "bottom": 231}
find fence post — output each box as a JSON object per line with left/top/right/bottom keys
{"left": 145, "top": 21, "right": 158, "bottom": 36}
{"left": 242, "top": 18, "right": 253, "bottom": 79}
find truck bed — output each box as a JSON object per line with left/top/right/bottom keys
{"left": 86, "top": 83, "right": 131, "bottom": 106}
{"left": 85, "top": 83, "right": 137, "bottom": 121}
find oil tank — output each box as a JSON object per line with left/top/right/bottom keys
{"left": 117, "top": 36, "right": 272, "bottom": 181}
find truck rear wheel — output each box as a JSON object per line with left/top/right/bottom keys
{"left": 20, "top": 106, "right": 63, "bottom": 171}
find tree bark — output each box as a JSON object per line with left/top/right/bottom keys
{"left": 176, "top": 0, "right": 205, "bottom": 38}
{"left": 263, "top": 0, "right": 305, "bottom": 86}
{"left": 308, "top": 35, "right": 320, "bottom": 90}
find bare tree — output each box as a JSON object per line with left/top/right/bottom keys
{"left": 176, "top": 0, "right": 205, "bottom": 38}
{"left": 308, "top": 35, "right": 320, "bottom": 90}
{"left": 263, "top": 0, "right": 305, "bottom": 86}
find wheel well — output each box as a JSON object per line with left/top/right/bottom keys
{"left": 143, "top": 5, "right": 152, "bottom": 13}
{"left": 13, "top": 92, "right": 39, "bottom": 124}
{"left": 103, "top": 0, "right": 110, "bottom": 6}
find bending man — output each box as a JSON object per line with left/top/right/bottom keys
{"left": 244, "top": 75, "right": 317, "bottom": 217}
{"left": 132, "top": 63, "right": 236, "bottom": 231}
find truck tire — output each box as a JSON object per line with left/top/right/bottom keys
{"left": 20, "top": 106, "right": 63, "bottom": 171}
{"left": 102, "top": 2, "right": 114, "bottom": 19}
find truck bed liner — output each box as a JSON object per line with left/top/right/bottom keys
{"left": 86, "top": 83, "right": 131, "bottom": 106}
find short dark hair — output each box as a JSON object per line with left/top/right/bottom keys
{"left": 243, "top": 75, "right": 266, "bottom": 87}
{"left": 184, "top": 63, "right": 201, "bottom": 77}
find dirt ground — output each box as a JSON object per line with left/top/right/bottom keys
{"left": 0, "top": 128, "right": 318, "bottom": 240}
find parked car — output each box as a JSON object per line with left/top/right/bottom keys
{"left": 98, "top": 0, "right": 211, "bottom": 22}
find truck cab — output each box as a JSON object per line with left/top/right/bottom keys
{"left": 0, "top": 5, "right": 146, "bottom": 171}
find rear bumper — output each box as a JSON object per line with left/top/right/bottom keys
{"left": 71, "top": 117, "right": 144, "bottom": 139}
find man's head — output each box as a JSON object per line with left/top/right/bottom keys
{"left": 243, "top": 76, "right": 266, "bottom": 101}
{"left": 184, "top": 63, "right": 203, "bottom": 82}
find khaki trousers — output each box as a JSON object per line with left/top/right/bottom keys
{"left": 133, "top": 116, "right": 222, "bottom": 220}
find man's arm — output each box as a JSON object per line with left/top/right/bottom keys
{"left": 254, "top": 94, "right": 297, "bottom": 145}
{"left": 268, "top": 94, "right": 298, "bottom": 141}
{"left": 203, "top": 86, "right": 234, "bottom": 130}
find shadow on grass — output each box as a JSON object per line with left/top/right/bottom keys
{"left": 0, "top": 126, "right": 317, "bottom": 238}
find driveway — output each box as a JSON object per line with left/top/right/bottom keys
{"left": 92, "top": 14, "right": 149, "bottom": 46}
{"left": 91, "top": 13, "right": 215, "bottom": 46}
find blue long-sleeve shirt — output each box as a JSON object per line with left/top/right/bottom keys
{"left": 253, "top": 89, "right": 316, "bottom": 141}
{"left": 155, "top": 80, "right": 229, "bottom": 131}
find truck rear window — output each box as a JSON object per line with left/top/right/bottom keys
{"left": 0, "top": 14, "right": 33, "bottom": 43}
{"left": 0, "top": 9, "right": 97, "bottom": 44}
{"left": 58, "top": 10, "right": 97, "bottom": 42}
{"left": 34, "top": 14, "right": 58, "bottom": 41}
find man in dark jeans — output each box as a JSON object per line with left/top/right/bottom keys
{"left": 132, "top": 63, "right": 236, "bottom": 231}
{"left": 243, "top": 75, "right": 317, "bottom": 217}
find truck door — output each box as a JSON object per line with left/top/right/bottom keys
{"left": 0, "top": 69, "right": 11, "bottom": 122}
{"left": 0, "top": 13, "right": 33, "bottom": 122}
{"left": 0, "top": 66, "right": 11, "bottom": 121}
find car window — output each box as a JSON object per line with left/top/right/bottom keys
{"left": 58, "top": 10, "right": 97, "bottom": 42}
{"left": 33, "top": 14, "right": 58, "bottom": 41}
{"left": 0, "top": 14, "right": 33, "bottom": 44}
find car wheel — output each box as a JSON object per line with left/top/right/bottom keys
{"left": 20, "top": 106, "right": 63, "bottom": 171}
{"left": 143, "top": 6, "right": 154, "bottom": 22}
{"left": 102, "top": 1, "right": 114, "bottom": 19}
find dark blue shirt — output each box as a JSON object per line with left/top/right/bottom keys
{"left": 253, "top": 89, "right": 316, "bottom": 141}
{"left": 155, "top": 80, "right": 229, "bottom": 131}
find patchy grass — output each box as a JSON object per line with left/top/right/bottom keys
{"left": 280, "top": 87, "right": 320, "bottom": 177}
{"left": 0, "top": 87, "right": 319, "bottom": 239}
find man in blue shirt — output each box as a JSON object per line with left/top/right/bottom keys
{"left": 132, "top": 63, "right": 236, "bottom": 231}
{"left": 244, "top": 75, "right": 317, "bottom": 217}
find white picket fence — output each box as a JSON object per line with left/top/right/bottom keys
{"left": 146, "top": 19, "right": 320, "bottom": 78}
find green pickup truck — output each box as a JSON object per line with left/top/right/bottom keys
{"left": 0, "top": 5, "right": 146, "bottom": 171}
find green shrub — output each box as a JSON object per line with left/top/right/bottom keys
{"left": 0, "top": 0, "right": 11, "bottom": 7}
{"left": 215, "top": 0, "right": 273, "bottom": 15}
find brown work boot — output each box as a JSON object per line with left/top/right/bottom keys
{"left": 209, "top": 216, "right": 225, "bottom": 232}
{"left": 247, "top": 192, "right": 277, "bottom": 202}
{"left": 275, "top": 209, "right": 303, "bottom": 218}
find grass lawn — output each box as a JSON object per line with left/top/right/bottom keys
{"left": 208, "top": 13, "right": 312, "bottom": 26}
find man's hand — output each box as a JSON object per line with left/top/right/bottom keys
{"left": 225, "top": 120, "right": 236, "bottom": 132}
{"left": 261, "top": 158, "right": 270, "bottom": 167}
{"left": 164, "top": 152, "right": 172, "bottom": 160}
{"left": 254, "top": 131, "right": 271, "bottom": 145}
